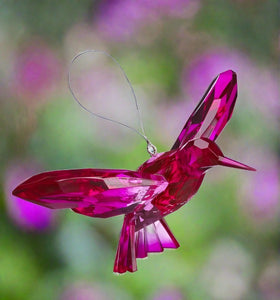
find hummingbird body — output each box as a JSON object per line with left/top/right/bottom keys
{"left": 138, "top": 137, "right": 253, "bottom": 217}
{"left": 138, "top": 146, "right": 204, "bottom": 217}
{"left": 12, "top": 70, "right": 255, "bottom": 274}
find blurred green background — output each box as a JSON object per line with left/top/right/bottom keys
{"left": 0, "top": 1, "right": 279, "bottom": 299}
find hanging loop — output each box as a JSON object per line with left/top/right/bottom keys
{"left": 68, "top": 50, "right": 157, "bottom": 156}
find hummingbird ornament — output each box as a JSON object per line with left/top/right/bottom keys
{"left": 13, "top": 69, "right": 255, "bottom": 274}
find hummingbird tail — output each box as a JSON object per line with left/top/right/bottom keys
{"left": 113, "top": 215, "right": 179, "bottom": 274}
{"left": 135, "top": 218, "right": 180, "bottom": 259}
{"left": 113, "top": 213, "right": 137, "bottom": 274}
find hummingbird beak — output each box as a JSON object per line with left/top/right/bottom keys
{"left": 217, "top": 156, "right": 256, "bottom": 171}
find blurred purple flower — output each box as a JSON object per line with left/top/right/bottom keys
{"left": 96, "top": 0, "right": 198, "bottom": 40}
{"left": 238, "top": 150, "right": 280, "bottom": 221}
{"left": 152, "top": 287, "right": 184, "bottom": 300}
{"left": 12, "top": 42, "right": 61, "bottom": 100}
{"left": 182, "top": 50, "right": 250, "bottom": 98}
{"left": 59, "top": 281, "right": 129, "bottom": 300}
{"left": 60, "top": 282, "right": 108, "bottom": 300}
{"left": 4, "top": 163, "right": 56, "bottom": 231}
{"left": 182, "top": 50, "right": 280, "bottom": 117}
{"left": 96, "top": 0, "right": 145, "bottom": 40}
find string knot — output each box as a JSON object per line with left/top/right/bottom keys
{"left": 146, "top": 140, "right": 157, "bottom": 157}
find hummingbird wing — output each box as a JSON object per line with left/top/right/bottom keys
{"left": 172, "top": 70, "right": 237, "bottom": 150}
{"left": 12, "top": 169, "right": 167, "bottom": 218}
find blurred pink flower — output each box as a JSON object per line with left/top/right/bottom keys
{"left": 95, "top": 0, "right": 197, "bottom": 40}
{"left": 182, "top": 50, "right": 280, "bottom": 117}
{"left": 4, "top": 162, "right": 56, "bottom": 231}
{"left": 13, "top": 42, "right": 61, "bottom": 100}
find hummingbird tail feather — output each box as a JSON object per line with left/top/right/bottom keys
{"left": 136, "top": 218, "right": 180, "bottom": 259}
{"left": 113, "top": 215, "right": 179, "bottom": 274}
{"left": 113, "top": 213, "right": 137, "bottom": 274}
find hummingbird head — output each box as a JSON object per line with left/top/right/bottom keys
{"left": 180, "top": 137, "right": 255, "bottom": 172}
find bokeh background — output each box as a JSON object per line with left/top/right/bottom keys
{"left": 0, "top": 1, "right": 279, "bottom": 299}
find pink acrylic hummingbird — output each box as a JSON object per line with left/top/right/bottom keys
{"left": 13, "top": 70, "right": 255, "bottom": 274}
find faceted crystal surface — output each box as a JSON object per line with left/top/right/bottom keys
{"left": 12, "top": 70, "right": 255, "bottom": 274}
{"left": 13, "top": 169, "right": 167, "bottom": 218}
{"left": 172, "top": 70, "right": 237, "bottom": 149}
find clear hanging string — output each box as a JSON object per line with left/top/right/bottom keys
{"left": 68, "top": 50, "right": 157, "bottom": 156}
